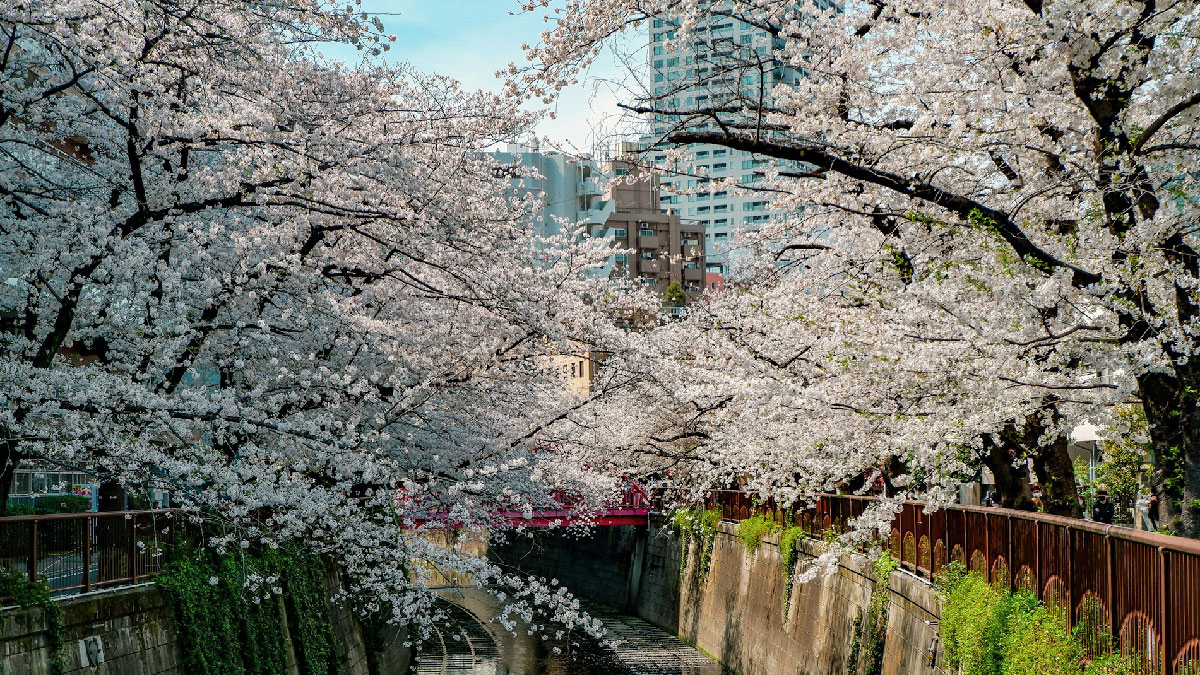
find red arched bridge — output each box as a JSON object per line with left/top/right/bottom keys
{"left": 404, "top": 483, "right": 653, "bottom": 529}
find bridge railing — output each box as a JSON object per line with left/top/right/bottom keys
{"left": 0, "top": 509, "right": 183, "bottom": 598}
{"left": 705, "top": 490, "right": 1200, "bottom": 675}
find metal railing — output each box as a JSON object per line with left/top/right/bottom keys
{"left": 0, "top": 509, "right": 182, "bottom": 597}
{"left": 706, "top": 490, "right": 1200, "bottom": 675}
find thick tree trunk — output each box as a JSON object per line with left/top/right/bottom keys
{"left": 981, "top": 434, "right": 1036, "bottom": 510}
{"left": 0, "top": 454, "right": 18, "bottom": 517}
{"left": 1139, "top": 370, "right": 1200, "bottom": 538}
{"left": 97, "top": 479, "right": 126, "bottom": 512}
{"left": 1031, "top": 436, "right": 1082, "bottom": 518}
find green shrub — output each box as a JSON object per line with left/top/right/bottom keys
{"left": 1001, "top": 592, "right": 1081, "bottom": 675}
{"left": 1082, "top": 652, "right": 1140, "bottom": 675}
{"left": 941, "top": 570, "right": 1012, "bottom": 675}
{"left": 3, "top": 503, "right": 35, "bottom": 516}
{"left": 33, "top": 495, "right": 91, "bottom": 514}
{"left": 736, "top": 514, "right": 779, "bottom": 555}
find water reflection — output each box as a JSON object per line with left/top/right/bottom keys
{"left": 409, "top": 588, "right": 724, "bottom": 675}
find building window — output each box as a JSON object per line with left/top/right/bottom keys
{"left": 640, "top": 251, "right": 654, "bottom": 259}
{"left": 638, "top": 228, "right": 656, "bottom": 236}
{"left": 613, "top": 228, "right": 626, "bottom": 237}
{"left": 614, "top": 253, "right": 627, "bottom": 262}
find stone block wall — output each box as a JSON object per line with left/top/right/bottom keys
{"left": 642, "top": 518, "right": 946, "bottom": 675}
{"left": 0, "top": 565, "right": 410, "bottom": 675}
{"left": 0, "top": 584, "right": 180, "bottom": 675}
{"left": 488, "top": 525, "right": 646, "bottom": 611}
{"left": 490, "top": 517, "right": 948, "bottom": 675}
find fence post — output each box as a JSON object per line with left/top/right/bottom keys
{"left": 1160, "top": 547, "right": 1169, "bottom": 675}
{"left": 1035, "top": 521, "right": 1042, "bottom": 600}
{"left": 1066, "top": 527, "right": 1074, "bottom": 625}
{"left": 1105, "top": 533, "right": 1115, "bottom": 651}
{"left": 1007, "top": 515, "right": 1014, "bottom": 591}
{"left": 83, "top": 515, "right": 92, "bottom": 593}
{"left": 27, "top": 520, "right": 37, "bottom": 584}
{"left": 128, "top": 515, "right": 137, "bottom": 583}
{"left": 985, "top": 513, "right": 991, "bottom": 581}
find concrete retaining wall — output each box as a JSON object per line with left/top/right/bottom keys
{"left": 0, "top": 584, "right": 178, "bottom": 675}
{"left": 489, "top": 525, "right": 646, "bottom": 611}
{"left": 493, "top": 517, "right": 946, "bottom": 675}
{"left": 0, "top": 566, "right": 408, "bottom": 675}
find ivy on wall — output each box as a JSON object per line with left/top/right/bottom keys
{"left": 0, "top": 568, "right": 66, "bottom": 675}
{"left": 778, "top": 525, "right": 805, "bottom": 617}
{"left": 672, "top": 508, "right": 721, "bottom": 583}
{"left": 157, "top": 544, "right": 340, "bottom": 675}
{"left": 848, "top": 551, "right": 898, "bottom": 675}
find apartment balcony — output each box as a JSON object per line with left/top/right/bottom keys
{"left": 638, "top": 258, "right": 661, "bottom": 274}
{"left": 578, "top": 178, "right": 604, "bottom": 196}
{"left": 684, "top": 267, "right": 704, "bottom": 283}
{"left": 637, "top": 234, "right": 660, "bottom": 248}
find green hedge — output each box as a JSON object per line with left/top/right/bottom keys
{"left": 33, "top": 495, "right": 91, "bottom": 514}
{"left": 735, "top": 514, "right": 780, "bottom": 554}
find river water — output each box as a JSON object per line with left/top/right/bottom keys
{"left": 409, "top": 588, "right": 726, "bottom": 675}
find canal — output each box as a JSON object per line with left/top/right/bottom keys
{"left": 409, "top": 588, "right": 726, "bottom": 675}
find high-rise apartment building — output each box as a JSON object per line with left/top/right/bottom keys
{"left": 644, "top": 9, "right": 805, "bottom": 273}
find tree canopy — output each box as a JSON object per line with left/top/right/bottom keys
{"left": 519, "top": 0, "right": 1200, "bottom": 536}
{"left": 0, "top": 0, "right": 654, "bottom": 629}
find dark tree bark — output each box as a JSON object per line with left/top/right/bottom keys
{"left": 0, "top": 454, "right": 18, "bottom": 517}
{"left": 1030, "top": 435, "right": 1083, "bottom": 518}
{"left": 981, "top": 434, "right": 1036, "bottom": 511}
{"left": 1139, "top": 369, "right": 1200, "bottom": 537}
{"left": 97, "top": 479, "right": 126, "bottom": 512}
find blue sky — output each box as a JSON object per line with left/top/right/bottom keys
{"left": 320, "top": 1, "right": 636, "bottom": 153}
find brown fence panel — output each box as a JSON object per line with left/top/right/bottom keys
{"left": 1168, "top": 550, "right": 1200, "bottom": 675}
{"left": 0, "top": 510, "right": 181, "bottom": 600}
{"left": 1112, "top": 537, "right": 1163, "bottom": 671}
{"left": 1011, "top": 517, "right": 1039, "bottom": 592}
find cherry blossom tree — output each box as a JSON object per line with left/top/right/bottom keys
{"left": 0, "top": 0, "right": 653, "bottom": 628}
{"left": 519, "top": 0, "right": 1200, "bottom": 533}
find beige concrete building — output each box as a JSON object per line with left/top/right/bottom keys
{"left": 592, "top": 155, "right": 706, "bottom": 294}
